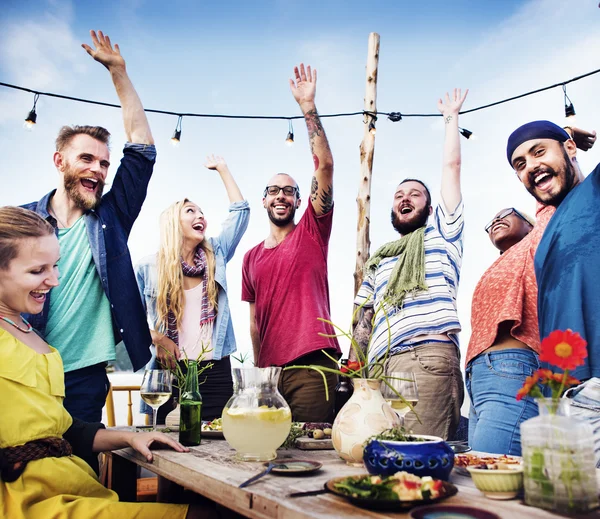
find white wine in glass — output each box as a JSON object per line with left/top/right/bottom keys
{"left": 382, "top": 372, "right": 419, "bottom": 418}
{"left": 140, "top": 370, "right": 172, "bottom": 431}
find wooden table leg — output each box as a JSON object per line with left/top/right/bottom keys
{"left": 110, "top": 453, "right": 138, "bottom": 502}
{"left": 157, "top": 474, "right": 185, "bottom": 503}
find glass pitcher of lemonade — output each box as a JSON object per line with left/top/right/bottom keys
{"left": 222, "top": 367, "right": 291, "bottom": 461}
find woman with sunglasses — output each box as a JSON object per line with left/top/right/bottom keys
{"left": 0, "top": 206, "right": 218, "bottom": 519}
{"left": 465, "top": 203, "right": 554, "bottom": 456}
{"left": 136, "top": 155, "right": 249, "bottom": 423}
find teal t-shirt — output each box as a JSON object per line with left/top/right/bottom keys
{"left": 45, "top": 217, "right": 116, "bottom": 372}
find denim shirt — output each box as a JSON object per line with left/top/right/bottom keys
{"left": 135, "top": 200, "right": 250, "bottom": 360}
{"left": 21, "top": 144, "right": 156, "bottom": 372}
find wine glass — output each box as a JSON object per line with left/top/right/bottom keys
{"left": 381, "top": 372, "right": 419, "bottom": 418}
{"left": 140, "top": 370, "right": 172, "bottom": 431}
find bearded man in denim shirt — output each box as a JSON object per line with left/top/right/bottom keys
{"left": 21, "top": 31, "right": 155, "bottom": 423}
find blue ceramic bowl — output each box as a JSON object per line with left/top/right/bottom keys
{"left": 363, "top": 435, "right": 455, "bottom": 481}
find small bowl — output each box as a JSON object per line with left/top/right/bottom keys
{"left": 467, "top": 465, "right": 524, "bottom": 500}
{"left": 363, "top": 435, "right": 455, "bottom": 481}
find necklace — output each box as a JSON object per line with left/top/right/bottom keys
{"left": 0, "top": 315, "right": 34, "bottom": 333}
{"left": 49, "top": 202, "right": 69, "bottom": 229}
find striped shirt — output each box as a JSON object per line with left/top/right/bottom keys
{"left": 355, "top": 201, "right": 464, "bottom": 363}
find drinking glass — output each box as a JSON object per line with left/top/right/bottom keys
{"left": 140, "top": 370, "right": 172, "bottom": 431}
{"left": 381, "top": 372, "right": 419, "bottom": 418}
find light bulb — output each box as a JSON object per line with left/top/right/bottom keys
{"left": 171, "top": 129, "right": 181, "bottom": 147}
{"left": 23, "top": 109, "right": 37, "bottom": 131}
{"left": 285, "top": 131, "right": 294, "bottom": 146}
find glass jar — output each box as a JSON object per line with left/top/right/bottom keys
{"left": 521, "top": 397, "right": 598, "bottom": 514}
{"left": 222, "top": 367, "right": 291, "bottom": 461}
{"left": 179, "top": 360, "right": 202, "bottom": 446}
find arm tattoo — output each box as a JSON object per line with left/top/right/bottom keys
{"left": 305, "top": 109, "right": 324, "bottom": 140}
{"left": 310, "top": 176, "right": 318, "bottom": 202}
{"left": 319, "top": 183, "right": 333, "bottom": 214}
{"left": 351, "top": 306, "right": 374, "bottom": 360}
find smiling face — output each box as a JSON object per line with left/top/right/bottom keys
{"left": 391, "top": 180, "right": 432, "bottom": 235}
{"left": 511, "top": 138, "right": 579, "bottom": 206}
{"left": 0, "top": 234, "right": 60, "bottom": 318}
{"left": 263, "top": 173, "right": 300, "bottom": 228}
{"left": 54, "top": 133, "right": 110, "bottom": 210}
{"left": 488, "top": 209, "right": 533, "bottom": 253}
{"left": 179, "top": 201, "right": 207, "bottom": 247}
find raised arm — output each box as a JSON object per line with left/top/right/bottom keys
{"left": 290, "top": 64, "right": 334, "bottom": 216}
{"left": 82, "top": 30, "right": 154, "bottom": 145}
{"left": 204, "top": 155, "right": 244, "bottom": 203}
{"left": 349, "top": 305, "right": 374, "bottom": 362}
{"left": 437, "top": 89, "right": 468, "bottom": 213}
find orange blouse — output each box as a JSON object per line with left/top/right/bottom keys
{"left": 466, "top": 205, "right": 556, "bottom": 366}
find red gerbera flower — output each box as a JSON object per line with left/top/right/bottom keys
{"left": 539, "top": 329, "right": 588, "bottom": 371}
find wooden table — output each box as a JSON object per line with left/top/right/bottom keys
{"left": 109, "top": 435, "right": 600, "bottom": 518}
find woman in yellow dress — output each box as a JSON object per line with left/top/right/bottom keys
{"left": 0, "top": 207, "right": 213, "bottom": 518}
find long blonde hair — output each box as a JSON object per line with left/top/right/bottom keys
{"left": 156, "top": 199, "right": 218, "bottom": 333}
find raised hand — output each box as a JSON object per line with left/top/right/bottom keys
{"left": 569, "top": 127, "right": 597, "bottom": 152}
{"left": 204, "top": 154, "right": 228, "bottom": 171}
{"left": 81, "top": 30, "right": 126, "bottom": 71}
{"left": 290, "top": 63, "right": 317, "bottom": 108}
{"left": 437, "top": 88, "right": 469, "bottom": 118}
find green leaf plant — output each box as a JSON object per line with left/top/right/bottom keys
{"left": 284, "top": 297, "right": 421, "bottom": 423}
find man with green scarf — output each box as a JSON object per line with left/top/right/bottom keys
{"left": 351, "top": 89, "right": 468, "bottom": 440}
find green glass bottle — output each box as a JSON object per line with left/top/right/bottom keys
{"left": 179, "top": 360, "right": 202, "bottom": 446}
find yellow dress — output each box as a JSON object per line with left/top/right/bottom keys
{"left": 0, "top": 328, "right": 188, "bottom": 519}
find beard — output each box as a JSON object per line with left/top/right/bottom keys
{"left": 527, "top": 148, "right": 577, "bottom": 207}
{"left": 266, "top": 203, "right": 296, "bottom": 227}
{"left": 391, "top": 204, "right": 430, "bottom": 235}
{"left": 62, "top": 162, "right": 105, "bottom": 211}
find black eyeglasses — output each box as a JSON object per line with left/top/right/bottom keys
{"left": 485, "top": 208, "right": 531, "bottom": 233}
{"left": 263, "top": 185, "right": 298, "bottom": 197}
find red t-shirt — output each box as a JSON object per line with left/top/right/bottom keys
{"left": 242, "top": 203, "right": 341, "bottom": 367}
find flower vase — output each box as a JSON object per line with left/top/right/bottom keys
{"left": 331, "top": 378, "right": 402, "bottom": 465}
{"left": 520, "top": 397, "right": 599, "bottom": 514}
{"left": 179, "top": 360, "right": 203, "bottom": 446}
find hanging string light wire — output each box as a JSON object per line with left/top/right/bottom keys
{"left": 1, "top": 66, "right": 599, "bottom": 124}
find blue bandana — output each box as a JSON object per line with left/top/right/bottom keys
{"left": 506, "top": 120, "right": 570, "bottom": 166}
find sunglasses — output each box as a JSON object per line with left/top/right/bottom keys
{"left": 263, "top": 185, "right": 298, "bottom": 197}
{"left": 485, "top": 208, "right": 530, "bottom": 233}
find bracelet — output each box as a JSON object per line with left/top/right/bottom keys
{"left": 563, "top": 126, "right": 573, "bottom": 137}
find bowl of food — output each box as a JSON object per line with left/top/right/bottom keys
{"left": 363, "top": 428, "right": 454, "bottom": 481}
{"left": 467, "top": 462, "right": 524, "bottom": 500}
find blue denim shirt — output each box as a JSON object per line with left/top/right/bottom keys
{"left": 21, "top": 144, "right": 156, "bottom": 372}
{"left": 135, "top": 200, "right": 250, "bottom": 360}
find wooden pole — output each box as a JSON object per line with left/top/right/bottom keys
{"left": 354, "top": 33, "right": 380, "bottom": 298}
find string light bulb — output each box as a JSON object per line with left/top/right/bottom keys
{"left": 459, "top": 127, "right": 475, "bottom": 140}
{"left": 366, "top": 113, "right": 377, "bottom": 135}
{"left": 23, "top": 93, "right": 39, "bottom": 131}
{"left": 171, "top": 115, "right": 183, "bottom": 147}
{"left": 285, "top": 120, "right": 294, "bottom": 146}
{"left": 563, "top": 84, "right": 576, "bottom": 123}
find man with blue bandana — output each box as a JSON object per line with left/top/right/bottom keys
{"left": 506, "top": 120, "right": 598, "bottom": 382}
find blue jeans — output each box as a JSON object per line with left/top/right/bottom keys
{"left": 466, "top": 349, "right": 539, "bottom": 456}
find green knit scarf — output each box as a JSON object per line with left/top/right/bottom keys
{"left": 365, "top": 226, "right": 427, "bottom": 308}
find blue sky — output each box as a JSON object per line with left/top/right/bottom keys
{"left": 1, "top": 0, "right": 599, "bottom": 381}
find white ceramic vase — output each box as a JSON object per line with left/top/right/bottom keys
{"left": 331, "top": 378, "right": 402, "bottom": 465}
